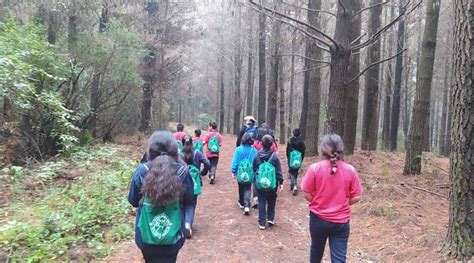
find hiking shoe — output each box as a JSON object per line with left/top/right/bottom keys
{"left": 244, "top": 207, "right": 250, "bottom": 215}
{"left": 267, "top": 220, "right": 275, "bottom": 226}
{"left": 259, "top": 224, "right": 266, "bottom": 230}
{"left": 252, "top": 197, "right": 259, "bottom": 209}
{"left": 238, "top": 201, "right": 244, "bottom": 209}
{"left": 185, "top": 223, "right": 192, "bottom": 239}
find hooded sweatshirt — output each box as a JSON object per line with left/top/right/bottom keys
{"left": 253, "top": 148, "right": 284, "bottom": 187}
{"left": 286, "top": 136, "right": 306, "bottom": 162}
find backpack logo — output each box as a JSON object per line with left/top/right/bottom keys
{"left": 149, "top": 213, "right": 173, "bottom": 239}
{"left": 258, "top": 177, "right": 271, "bottom": 188}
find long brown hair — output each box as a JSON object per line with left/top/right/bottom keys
{"left": 141, "top": 131, "right": 182, "bottom": 206}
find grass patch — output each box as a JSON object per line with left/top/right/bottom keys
{"left": 369, "top": 202, "right": 399, "bottom": 220}
{"left": 0, "top": 144, "right": 136, "bottom": 262}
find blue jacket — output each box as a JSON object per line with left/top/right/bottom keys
{"left": 128, "top": 160, "right": 193, "bottom": 256}
{"left": 231, "top": 145, "right": 258, "bottom": 174}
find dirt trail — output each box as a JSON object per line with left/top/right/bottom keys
{"left": 106, "top": 134, "right": 450, "bottom": 262}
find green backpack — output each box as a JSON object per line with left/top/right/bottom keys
{"left": 176, "top": 141, "right": 183, "bottom": 154}
{"left": 256, "top": 154, "right": 277, "bottom": 190}
{"left": 208, "top": 136, "right": 220, "bottom": 153}
{"left": 188, "top": 164, "right": 202, "bottom": 195}
{"left": 138, "top": 197, "right": 182, "bottom": 245}
{"left": 193, "top": 140, "right": 204, "bottom": 153}
{"left": 289, "top": 150, "right": 303, "bottom": 169}
{"left": 237, "top": 159, "right": 254, "bottom": 184}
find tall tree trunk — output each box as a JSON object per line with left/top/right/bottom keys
{"left": 403, "top": 0, "right": 441, "bottom": 174}
{"left": 445, "top": 76, "right": 453, "bottom": 155}
{"left": 268, "top": 0, "right": 281, "bottom": 130}
{"left": 403, "top": 59, "right": 411, "bottom": 136}
{"left": 278, "top": 52, "right": 286, "bottom": 144}
{"left": 304, "top": 0, "right": 322, "bottom": 156}
{"left": 47, "top": 9, "right": 60, "bottom": 45}
{"left": 325, "top": 0, "right": 355, "bottom": 136}
{"left": 288, "top": 33, "right": 296, "bottom": 136}
{"left": 233, "top": 4, "right": 243, "bottom": 135}
{"left": 219, "top": 60, "right": 225, "bottom": 134}
{"left": 442, "top": 0, "right": 474, "bottom": 259}
{"left": 390, "top": 0, "right": 406, "bottom": 151}
{"left": 439, "top": 60, "right": 450, "bottom": 156}
{"left": 299, "top": 50, "right": 310, "bottom": 138}
{"left": 88, "top": 4, "right": 108, "bottom": 137}
{"left": 382, "top": 6, "right": 395, "bottom": 150}
{"left": 157, "top": 0, "right": 169, "bottom": 130}
{"left": 246, "top": 18, "right": 254, "bottom": 116}
{"left": 361, "top": 0, "right": 383, "bottom": 151}
{"left": 67, "top": 14, "right": 77, "bottom": 54}
{"left": 343, "top": 0, "right": 362, "bottom": 155}
{"left": 257, "top": 7, "right": 267, "bottom": 124}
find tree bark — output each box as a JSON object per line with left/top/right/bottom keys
{"left": 47, "top": 9, "right": 60, "bottom": 45}
{"left": 303, "top": 0, "right": 322, "bottom": 156}
{"left": 278, "top": 49, "right": 286, "bottom": 144}
{"left": 268, "top": 0, "right": 281, "bottom": 130}
{"left": 382, "top": 5, "right": 395, "bottom": 150}
{"left": 233, "top": 4, "right": 243, "bottom": 135}
{"left": 438, "top": 60, "right": 449, "bottom": 155}
{"left": 288, "top": 33, "right": 296, "bottom": 136}
{"left": 361, "top": 0, "right": 383, "bottom": 151}
{"left": 325, "top": 0, "right": 355, "bottom": 136}
{"left": 442, "top": 0, "right": 474, "bottom": 259}
{"left": 343, "top": 0, "right": 362, "bottom": 155}
{"left": 257, "top": 6, "right": 267, "bottom": 124}
{"left": 403, "top": 0, "right": 441, "bottom": 174}
{"left": 390, "top": 0, "right": 406, "bottom": 151}
{"left": 246, "top": 17, "right": 254, "bottom": 116}
{"left": 68, "top": 14, "right": 77, "bottom": 54}
{"left": 219, "top": 60, "right": 225, "bottom": 134}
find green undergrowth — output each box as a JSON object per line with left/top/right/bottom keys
{"left": 0, "top": 144, "right": 136, "bottom": 262}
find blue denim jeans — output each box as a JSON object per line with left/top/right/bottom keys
{"left": 288, "top": 167, "right": 299, "bottom": 188}
{"left": 184, "top": 195, "right": 198, "bottom": 227}
{"left": 257, "top": 190, "right": 277, "bottom": 225}
{"left": 238, "top": 183, "right": 252, "bottom": 208}
{"left": 309, "top": 212, "right": 350, "bottom": 263}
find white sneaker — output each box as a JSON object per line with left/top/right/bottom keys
{"left": 237, "top": 201, "right": 244, "bottom": 209}
{"left": 244, "top": 207, "right": 250, "bottom": 215}
{"left": 259, "top": 224, "right": 266, "bottom": 230}
{"left": 185, "top": 223, "right": 192, "bottom": 239}
{"left": 267, "top": 220, "right": 275, "bottom": 226}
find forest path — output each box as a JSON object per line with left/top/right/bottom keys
{"left": 105, "top": 133, "right": 449, "bottom": 262}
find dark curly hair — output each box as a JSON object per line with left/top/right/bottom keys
{"left": 141, "top": 131, "right": 182, "bottom": 206}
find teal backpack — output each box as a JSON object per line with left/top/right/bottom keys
{"left": 237, "top": 158, "right": 254, "bottom": 184}
{"left": 138, "top": 197, "right": 182, "bottom": 245}
{"left": 289, "top": 150, "right": 303, "bottom": 169}
{"left": 177, "top": 141, "right": 183, "bottom": 154}
{"left": 188, "top": 164, "right": 202, "bottom": 195}
{"left": 193, "top": 140, "right": 204, "bottom": 153}
{"left": 256, "top": 154, "right": 277, "bottom": 190}
{"left": 208, "top": 136, "right": 220, "bottom": 153}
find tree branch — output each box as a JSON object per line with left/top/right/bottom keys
{"left": 352, "top": 0, "right": 420, "bottom": 51}
{"left": 354, "top": 1, "right": 390, "bottom": 17}
{"left": 281, "top": 1, "right": 337, "bottom": 17}
{"left": 278, "top": 53, "right": 331, "bottom": 64}
{"left": 346, "top": 48, "right": 407, "bottom": 85}
{"left": 337, "top": 0, "right": 346, "bottom": 13}
{"left": 248, "top": 0, "right": 338, "bottom": 47}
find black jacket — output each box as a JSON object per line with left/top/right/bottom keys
{"left": 253, "top": 149, "right": 284, "bottom": 186}
{"left": 286, "top": 136, "right": 306, "bottom": 161}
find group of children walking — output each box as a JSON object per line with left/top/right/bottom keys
{"left": 129, "top": 115, "right": 363, "bottom": 263}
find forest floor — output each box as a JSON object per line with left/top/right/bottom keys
{"left": 104, "top": 133, "right": 451, "bottom": 263}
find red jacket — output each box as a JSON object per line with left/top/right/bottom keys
{"left": 203, "top": 131, "right": 223, "bottom": 158}
{"left": 253, "top": 140, "right": 278, "bottom": 152}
